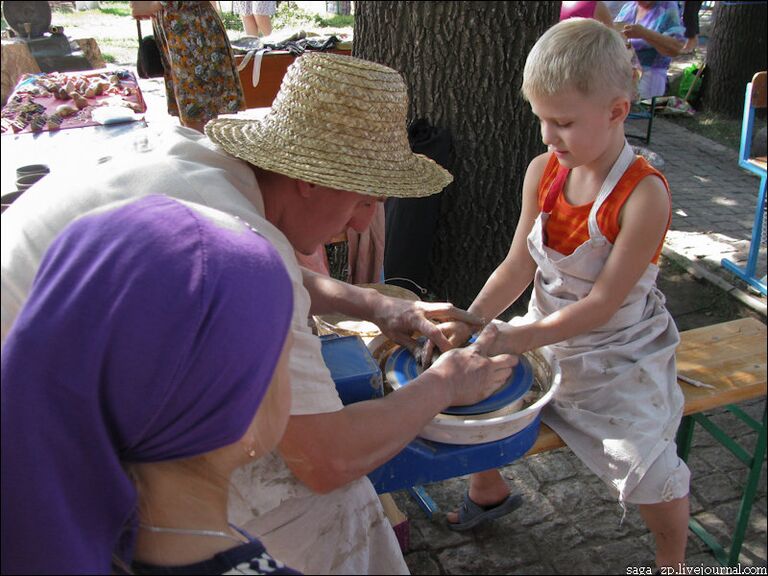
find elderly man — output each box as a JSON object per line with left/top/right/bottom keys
{"left": 1, "top": 53, "right": 515, "bottom": 574}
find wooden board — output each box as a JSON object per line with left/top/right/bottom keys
{"left": 526, "top": 318, "right": 767, "bottom": 456}
{"left": 675, "top": 317, "right": 766, "bottom": 415}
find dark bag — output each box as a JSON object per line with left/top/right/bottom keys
{"left": 136, "top": 20, "right": 164, "bottom": 79}
{"left": 383, "top": 119, "right": 452, "bottom": 293}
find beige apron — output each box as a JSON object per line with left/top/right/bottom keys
{"left": 523, "top": 142, "right": 683, "bottom": 501}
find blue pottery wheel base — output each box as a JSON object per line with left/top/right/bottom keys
{"left": 368, "top": 412, "right": 543, "bottom": 494}
{"left": 385, "top": 346, "right": 534, "bottom": 415}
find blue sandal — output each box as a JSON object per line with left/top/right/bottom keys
{"left": 448, "top": 491, "right": 523, "bottom": 532}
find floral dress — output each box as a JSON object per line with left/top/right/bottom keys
{"left": 152, "top": 1, "right": 245, "bottom": 126}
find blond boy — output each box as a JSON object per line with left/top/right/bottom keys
{"left": 438, "top": 18, "right": 690, "bottom": 570}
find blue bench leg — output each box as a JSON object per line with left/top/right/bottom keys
{"left": 407, "top": 485, "right": 439, "bottom": 519}
{"left": 721, "top": 172, "right": 767, "bottom": 295}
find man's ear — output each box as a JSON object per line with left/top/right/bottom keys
{"left": 296, "top": 180, "right": 315, "bottom": 198}
{"left": 610, "top": 96, "right": 631, "bottom": 125}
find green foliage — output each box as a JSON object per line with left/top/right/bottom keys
{"left": 101, "top": 52, "right": 117, "bottom": 63}
{"left": 98, "top": 2, "right": 132, "bottom": 18}
{"left": 219, "top": 10, "right": 244, "bottom": 32}
{"left": 272, "top": 1, "right": 323, "bottom": 30}
{"left": 316, "top": 13, "right": 354, "bottom": 28}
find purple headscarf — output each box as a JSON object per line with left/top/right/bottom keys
{"left": 1, "top": 195, "right": 293, "bottom": 575}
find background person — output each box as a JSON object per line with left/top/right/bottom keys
{"left": 559, "top": 1, "right": 615, "bottom": 27}
{"left": 1, "top": 196, "right": 297, "bottom": 575}
{"left": 681, "top": 1, "right": 703, "bottom": 54}
{"left": 234, "top": 1, "right": 276, "bottom": 37}
{"left": 130, "top": 1, "right": 245, "bottom": 132}
{"left": 615, "top": 1, "right": 685, "bottom": 99}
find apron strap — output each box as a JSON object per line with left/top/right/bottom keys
{"left": 587, "top": 141, "right": 635, "bottom": 239}
{"left": 543, "top": 165, "right": 570, "bottom": 214}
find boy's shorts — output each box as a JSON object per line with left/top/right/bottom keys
{"left": 624, "top": 442, "right": 691, "bottom": 505}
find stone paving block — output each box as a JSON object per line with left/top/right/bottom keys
{"left": 547, "top": 547, "right": 597, "bottom": 575}
{"left": 403, "top": 551, "right": 440, "bottom": 575}
{"left": 526, "top": 451, "right": 579, "bottom": 484}
{"left": 514, "top": 562, "right": 562, "bottom": 575}
{"left": 696, "top": 445, "right": 749, "bottom": 475}
{"left": 541, "top": 476, "right": 604, "bottom": 512}
{"left": 590, "top": 538, "right": 656, "bottom": 575}
{"left": 571, "top": 506, "right": 635, "bottom": 541}
{"left": 689, "top": 491, "right": 705, "bottom": 516}
{"left": 528, "top": 519, "right": 587, "bottom": 550}
{"left": 509, "top": 488, "right": 558, "bottom": 528}
{"left": 438, "top": 536, "right": 538, "bottom": 574}
{"left": 691, "top": 471, "right": 741, "bottom": 507}
{"left": 685, "top": 552, "right": 729, "bottom": 569}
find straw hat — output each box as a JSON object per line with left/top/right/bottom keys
{"left": 205, "top": 52, "right": 452, "bottom": 198}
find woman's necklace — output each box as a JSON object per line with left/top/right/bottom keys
{"left": 138, "top": 523, "right": 247, "bottom": 545}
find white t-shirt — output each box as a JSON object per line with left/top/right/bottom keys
{"left": 0, "top": 126, "right": 407, "bottom": 575}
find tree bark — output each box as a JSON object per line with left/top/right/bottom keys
{"left": 702, "top": 1, "right": 767, "bottom": 118}
{"left": 354, "top": 1, "right": 559, "bottom": 309}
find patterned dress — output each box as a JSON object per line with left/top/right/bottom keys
{"left": 233, "top": 2, "right": 277, "bottom": 16}
{"left": 152, "top": 1, "right": 245, "bottom": 126}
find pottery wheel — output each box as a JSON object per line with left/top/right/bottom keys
{"left": 369, "top": 335, "right": 561, "bottom": 445}
{"left": 385, "top": 345, "right": 534, "bottom": 416}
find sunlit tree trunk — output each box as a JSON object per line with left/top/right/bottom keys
{"left": 355, "top": 1, "right": 559, "bottom": 308}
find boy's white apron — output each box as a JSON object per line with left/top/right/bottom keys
{"left": 521, "top": 142, "right": 684, "bottom": 501}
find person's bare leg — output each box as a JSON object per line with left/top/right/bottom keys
{"left": 254, "top": 15, "right": 272, "bottom": 37}
{"left": 446, "top": 468, "right": 510, "bottom": 523}
{"left": 241, "top": 14, "right": 260, "bottom": 37}
{"left": 638, "top": 496, "right": 689, "bottom": 571}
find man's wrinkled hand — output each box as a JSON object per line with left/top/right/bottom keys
{"left": 370, "top": 297, "right": 484, "bottom": 356}
{"left": 426, "top": 324, "right": 518, "bottom": 407}
{"left": 419, "top": 320, "right": 475, "bottom": 368}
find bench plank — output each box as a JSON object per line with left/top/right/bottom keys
{"left": 526, "top": 318, "right": 767, "bottom": 456}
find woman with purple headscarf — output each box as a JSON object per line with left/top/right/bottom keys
{"left": 1, "top": 195, "right": 300, "bottom": 574}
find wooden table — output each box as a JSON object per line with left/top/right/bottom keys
{"left": 235, "top": 48, "right": 352, "bottom": 109}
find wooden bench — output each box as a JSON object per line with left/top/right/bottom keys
{"left": 525, "top": 317, "right": 767, "bottom": 566}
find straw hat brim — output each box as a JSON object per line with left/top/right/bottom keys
{"left": 206, "top": 118, "right": 453, "bottom": 198}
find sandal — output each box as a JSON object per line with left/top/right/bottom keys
{"left": 447, "top": 491, "right": 523, "bottom": 532}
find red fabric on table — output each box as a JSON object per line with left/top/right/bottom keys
{"left": 1, "top": 69, "right": 146, "bottom": 134}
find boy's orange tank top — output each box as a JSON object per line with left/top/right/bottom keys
{"left": 537, "top": 153, "right": 670, "bottom": 264}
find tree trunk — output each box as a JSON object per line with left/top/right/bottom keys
{"left": 354, "top": 1, "right": 559, "bottom": 309}
{"left": 702, "top": 1, "right": 767, "bottom": 118}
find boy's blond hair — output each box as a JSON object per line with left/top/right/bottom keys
{"left": 522, "top": 18, "right": 635, "bottom": 101}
